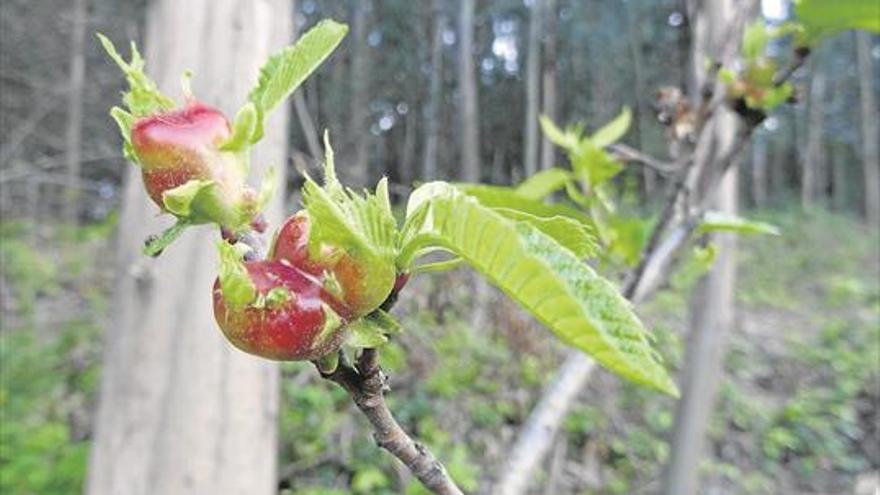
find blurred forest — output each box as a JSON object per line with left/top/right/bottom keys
{"left": 0, "top": 0, "right": 878, "bottom": 494}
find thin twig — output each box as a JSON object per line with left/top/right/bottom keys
{"left": 608, "top": 143, "right": 680, "bottom": 175}
{"left": 319, "top": 349, "right": 464, "bottom": 495}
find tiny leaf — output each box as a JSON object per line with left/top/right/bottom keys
{"left": 589, "top": 106, "right": 632, "bottom": 148}
{"left": 217, "top": 241, "right": 257, "bottom": 310}
{"left": 698, "top": 212, "right": 782, "bottom": 236}
{"left": 515, "top": 167, "right": 573, "bottom": 200}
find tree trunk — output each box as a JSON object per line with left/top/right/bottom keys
{"left": 63, "top": 0, "right": 87, "bottom": 225}
{"left": 624, "top": 0, "right": 657, "bottom": 199}
{"left": 458, "top": 0, "right": 480, "bottom": 182}
{"left": 663, "top": 1, "right": 740, "bottom": 493}
{"left": 422, "top": 1, "right": 446, "bottom": 181}
{"left": 85, "top": 2, "right": 291, "bottom": 494}
{"left": 856, "top": 31, "right": 880, "bottom": 225}
{"left": 751, "top": 132, "right": 767, "bottom": 208}
{"left": 539, "top": 0, "right": 557, "bottom": 171}
{"left": 350, "top": 0, "right": 370, "bottom": 185}
{"left": 802, "top": 58, "right": 826, "bottom": 209}
{"left": 523, "top": 0, "right": 541, "bottom": 178}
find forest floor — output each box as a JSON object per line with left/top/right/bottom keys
{"left": 1, "top": 207, "right": 877, "bottom": 495}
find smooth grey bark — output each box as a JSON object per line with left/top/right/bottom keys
{"left": 422, "top": 0, "right": 446, "bottom": 180}
{"left": 350, "top": 0, "right": 370, "bottom": 184}
{"left": 458, "top": 0, "right": 480, "bottom": 182}
{"left": 523, "top": 0, "right": 541, "bottom": 178}
{"left": 802, "top": 57, "right": 826, "bottom": 208}
{"left": 751, "top": 131, "right": 767, "bottom": 208}
{"left": 539, "top": 0, "right": 557, "bottom": 171}
{"left": 85, "top": 2, "right": 291, "bottom": 494}
{"left": 856, "top": 31, "right": 880, "bottom": 225}
{"left": 663, "top": 0, "right": 741, "bottom": 493}
{"left": 63, "top": 0, "right": 87, "bottom": 224}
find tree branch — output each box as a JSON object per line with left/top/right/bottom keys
{"left": 318, "top": 349, "right": 464, "bottom": 495}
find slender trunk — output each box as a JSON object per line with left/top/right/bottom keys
{"left": 664, "top": 1, "right": 740, "bottom": 493}
{"left": 831, "top": 141, "right": 848, "bottom": 211}
{"left": 350, "top": 0, "right": 370, "bottom": 185}
{"left": 63, "top": 0, "right": 87, "bottom": 225}
{"left": 802, "top": 58, "right": 826, "bottom": 209}
{"left": 423, "top": 2, "right": 446, "bottom": 180}
{"left": 857, "top": 31, "right": 880, "bottom": 225}
{"left": 523, "top": 0, "right": 541, "bottom": 177}
{"left": 624, "top": 0, "right": 656, "bottom": 199}
{"left": 85, "top": 2, "right": 291, "bottom": 494}
{"left": 751, "top": 132, "right": 767, "bottom": 208}
{"left": 400, "top": 108, "right": 417, "bottom": 186}
{"left": 539, "top": 0, "right": 557, "bottom": 171}
{"left": 458, "top": 0, "right": 480, "bottom": 182}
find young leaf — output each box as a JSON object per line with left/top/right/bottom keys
{"left": 493, "top": 208, "right": 599, "bottom": 259}
{"left": 217, "top": 241, "right": 257, "bottom": 310}
{"left": 698, "top": 212, "right": 782, "bottom": 236}
{"left": 794, "top": 0, "right": 880, "bottom": 43}
{"left": 401, "top": 183, "right": 678, "bottom": 396}
{"left": 514, "top": 167, "right": 573, "bottom": 200}
{"left": 97, "top": 33, "right": 175, "bottom": 119}
{"left": 456, "top": 184, "right": 594, "bottom": 227}
{"left": 588, "top": 106, "right": 632, "bottom": 148}
{"left": 248, "top": 20, "right": 348, "bottom": 142}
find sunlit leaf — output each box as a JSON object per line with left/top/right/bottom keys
{"left": 515, "top": 167, "right": 573, "bottom": 200}
{"left": 400, "top": 183, "right": 678, "bottom": 396}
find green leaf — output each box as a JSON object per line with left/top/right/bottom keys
{"left": 346, "top": 319, "right": 390, "bottom": 348}
{"left": 493, "top": 208, "right": 599, "bottom": 259}
{"left": 216, "top": 241, "right": 257, "bottom": 310}
{"left": 97, "top": 33, "right": 175, "bottom": 118}
{"left": 143, "top": 220, "right": 190, "bottom": 257}
{"left": 248, "top": 20, "right": 348, "bottom": 142}
{"left": 588, "top": 106, "right": 632, "bottom": 148}
{"left": 698, "top": 212, "right": 781, "bottom": 236}
{"left": 162, "top": 179, "right": 215, "bottom": 218}
{"left": 302, "top": 134, "right": 398, "bottom": 266}
{"left": 794, "top": 0, "right": 880, "bottom": 42}
{"left": 109, "top": 107, "right": 137, "bottom": 162}
{"left": 515, "top": 168, "right": 573, "bottom": 200}
{"left": 539, "top": 115, "right": 580, "bottom": 153}
{"left": 743, "top": 21, "right": 771, "bottom": 59}
{"left": 401, "top": 183, "right": 678, "bottom": 395}
{"left": 456, "top": 184, "right": 595, "bottom": 227}
{"left": 220, "top": 102, "right": 259, "bottom": 152}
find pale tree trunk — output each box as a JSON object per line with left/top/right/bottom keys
{"left": 624, "top": 0, "right": 657, "bottom": 199}
{"left": 663, "top": 1, "right": 741, "bottom": 493}
{"left": 422, "top": 0, "right": 446, "bottom": 181}
{"left": 831, "top": 141, "right": 848, "bottom": 211}
{"left": 458, "top": 0, "right": 480, "bottom": 182}
{"left": 856, "top": 31, "right": 880, "bottom": 225}
{"left": 85, "top": 2, "right": 291, "bottom": 495}
{"left": 63, "top": 0, "right": 87, "bottom": 225}
{"left": 523, "top": 0, "right": 541, "bottom": 178}
{"left": 539, "top": 0, "right": 557, "bottom": 171}
{"left": 350, "top": 0, "right": 370, "bottom": 185}
{"left": 802, "top": 58, "right": 826, "bottom": 209}
{"left": 751, "top": 132, "right": 767, "bottom": 208}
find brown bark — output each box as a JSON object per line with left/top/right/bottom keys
{"left": 458, "top": 0, "right": 480, "bottom": 182}
{"left": 857, "top": 31, "right": 880, "bottom": 225}
{"left": 85, "top": 2, "right": 291, "bottom": 494}
{"left": 63, "top": 0, "right": 87, "bottom": 225}
{"left": 321, "top": 349, "right": 463, "bottom": 495}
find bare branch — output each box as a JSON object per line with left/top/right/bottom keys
{"left": 608, "top": 143, "right": 680, "bottom": 175}
{"left": 319, "top": 349, "right": 464, "bottom": 495}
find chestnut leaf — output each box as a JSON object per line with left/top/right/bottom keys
{"left": 399, "top": 182, "right": 678, "bottom": 396}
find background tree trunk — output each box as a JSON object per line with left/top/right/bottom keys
{"left": 856, "top": 31, "right": 879, "bottom": 225}
{"left": 539, "top": 0, "right": 557, "bottom": 171}
{"left": 422, "top": 0, "right": 446, "bottom": 181}
{"left": 751, "top": 132, "right": 767, "bottom": 208}
{"left": 350, "top": 0, "right": 370, "bottom": 185}
{"left": 85, "top": 2, "right": 291, "bottom": 494}
{"left": 459, "top": 0, "right": 480, "bottom": 182}
{"left": 523, "top": 0, "right": 541, "bottom": 178}
{"left": 802, "top": 58, "right": 826, "bottom": 209}
{"left": 63, "top": 0, "right": 87, "bottom": 225}
{"left": 663, "top": 1, "right": 742, "bottom": 494}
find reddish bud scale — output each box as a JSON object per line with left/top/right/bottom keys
{"left": 212, "top": 261, "right": 351, "bottom": 361}
{"left": 131, "top": 101, "right": 234, "bottom": 209}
